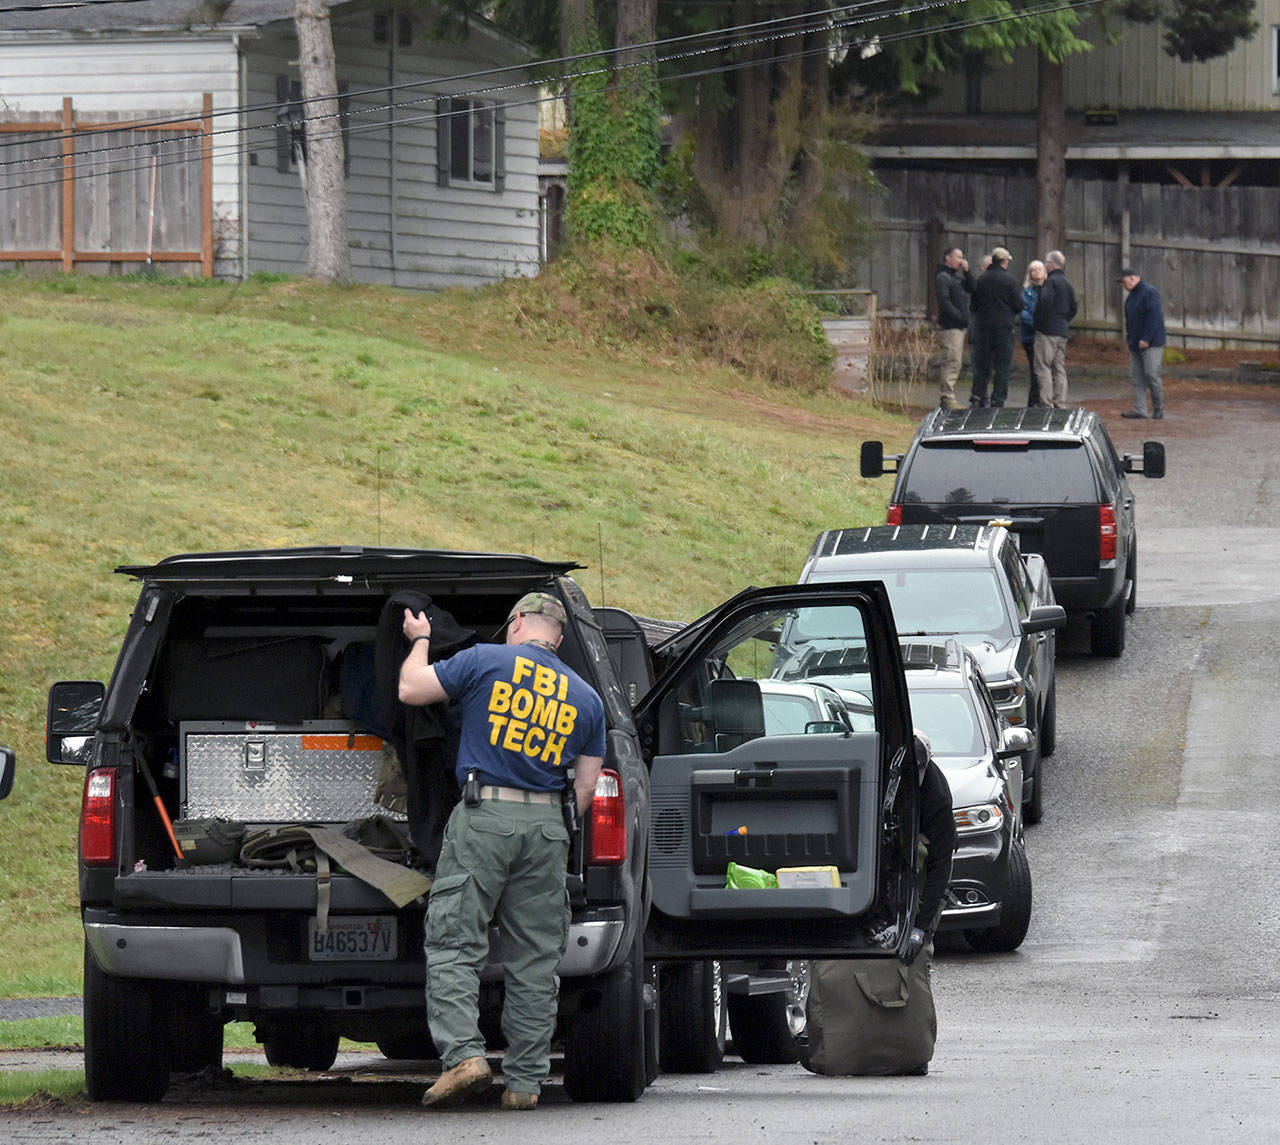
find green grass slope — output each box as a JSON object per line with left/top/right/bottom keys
{"left": 0, "top": 271, "right": 914, "bottom": 996}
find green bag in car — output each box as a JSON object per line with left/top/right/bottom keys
{"left": 173, "top": 817, "right": 246, "bottom": 865}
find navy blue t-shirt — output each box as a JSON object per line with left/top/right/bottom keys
{"left": 433, "top": 642, "right": 607, "bottom": 791}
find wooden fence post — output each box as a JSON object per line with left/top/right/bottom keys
{"left": 61, "top": 97, "right": 74, "bottom": 273}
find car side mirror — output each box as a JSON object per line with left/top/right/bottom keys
{"left": 998, "top": 725, "right": 1035, "bottom": 759}
{"left": 1142, "top": 440, "right": 1165, "bottom": 479}
{"left": 805, "top": 720, "right": 848, "bottom": 735}
{"left": 0, "top": 747, "right": 14, "bottom": 800}
{"left": 859, "top": 440, "right": 885, "bottom": 478}
{"left": 46, "top": 680, "right": 105, "bottom": 765}
{"left": 1023, "top": 604, "right": 1067, "bottom": 633}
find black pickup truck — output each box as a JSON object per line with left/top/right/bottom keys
{"left": 860, "top": 407, "right": 1165, "bottom": 657}
{"left": 48, "top": 547, "right": 924, "bottom": 1102}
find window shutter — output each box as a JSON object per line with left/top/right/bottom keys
{"left": 494, "top": 104, "right": 506, "bottom": 193}
{"left": 436, "top": 97, "right": 451, "bottom": 187}
{"left": 276, "top": 74, "right": 292, "bottom": 173}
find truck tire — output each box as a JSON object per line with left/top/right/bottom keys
{"left": 1024, "top": 752, "right": 1044, "bottom": 825}
{"left": 659, "top": 960, "right": 725, "bottom": 1073}
{"left": 263, "top": 1025, "right": 340, "bottom": 1071}
{"left": 965, "top": 839, "right": 1033, "bottom": 953}
{"left": 376, "top": 1032, "right": 438, "bottom": 1061}
{"left": 83, "top": 944, "right": 169, "bottom": 1102}
{"left": 1125, "top": 540, "right": 1138, "bottom": 615}
{"left": 1090, "top": 593, "right": 1127, "bottom": 658}
{"left": 1039, "top": 680, "right": 1057, "bottom": 759}
{"left": 563, "top": 929, "right": 647, "bottom": 1102}
{"left": 726, "top": 960, "right": 809, "bottom": 1064}
{"left": 164, "top": 982, "right": 224, "bottom": 1075}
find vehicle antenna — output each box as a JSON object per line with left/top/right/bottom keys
{"left": 598, "top": 523, "right": 605, "bottom": 606}
{"left": 376, "top": 448, "right": 383, "bottom": 546}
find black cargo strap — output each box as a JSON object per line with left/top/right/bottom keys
{"left": 240, "top": 819, "right": 433, "bottom": 931}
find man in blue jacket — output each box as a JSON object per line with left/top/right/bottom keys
{"left": 1032, "top": 249, "right": 1078, "bottom": 408}
{"left": 1119, "top": 268, "right": 1167, "bottom": 419}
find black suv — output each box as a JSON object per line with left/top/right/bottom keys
{"left": 799, "top": 524, "right": 1064, "bottom": 823}
{"left": 860, "top": 407, "right": 1165, "bottom": 657}
{"left": 47, "top": 547, "right": 923, "bottom": 1103}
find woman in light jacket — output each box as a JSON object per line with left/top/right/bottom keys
{"left": 1020, "top": 260, "right": 1046, "bottom": 407}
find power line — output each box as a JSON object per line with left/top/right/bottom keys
{"left": 0, "top": 0, "right": 1103, "bottom": 194}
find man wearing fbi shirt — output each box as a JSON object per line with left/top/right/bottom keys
{"left": 399, "top": 592, "right": 605, "bottom": 1111}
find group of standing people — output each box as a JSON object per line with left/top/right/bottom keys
{"left": 936, "top": 246, "right": 1078, "bottom": 410}
{"left": 935, "top": 246, "right": 1167, "bottom": 417}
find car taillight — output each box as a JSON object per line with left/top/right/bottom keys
{"left": 589, "top": 769, "right": 626, "bottom": 864}
{"left": 80, "top": 768, "right": 117, "bottom": 867}
{"left": 1099, "top": 504, "right": 1117, "bottom": 561}
{"left": 886, "top": 504, "right": 902, "bottom": 526}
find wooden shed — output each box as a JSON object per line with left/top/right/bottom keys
{"left": 0, "top": 0, "right": 542, "bottom": 288}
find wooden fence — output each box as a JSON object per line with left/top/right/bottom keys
{"left": 862, "top": 168, "right": 1280, "bottom": 351}
{"left": 0, "top": 95, "right": 214, "bottom": 275}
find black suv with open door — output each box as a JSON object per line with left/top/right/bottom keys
{"left": 860, "top": 408, "right": 1165, "bottom": 657}
{"left": 48, "top": 547, "right": 922, "bottom": 1102}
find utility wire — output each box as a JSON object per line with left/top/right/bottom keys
{"left": 0, "top": 0, "right": 1104, "bottom": 193}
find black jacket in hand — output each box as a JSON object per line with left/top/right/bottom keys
{"left": 917, "top": 759, "right": 958, "bottom": 935}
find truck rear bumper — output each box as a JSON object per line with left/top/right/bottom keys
{"left": 85, "top": 913, "right": 625, "bottom": 984}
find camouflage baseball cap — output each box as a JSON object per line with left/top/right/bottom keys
{"left": 505, "top": 591, "right": 567, "bottom": 628}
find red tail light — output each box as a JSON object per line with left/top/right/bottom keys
{"left": 589, "top": 768, "right": 626, "bottom": 864}
{"left": 1099, "top": 504, "right": 1117, "bottom": 561}
{"left": 80, "top": 768, "right": 117, "bottom": 866}
{"left": 886, "top": 504, "right": 902, "bottom": 526}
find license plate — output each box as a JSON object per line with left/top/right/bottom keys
{"left": 307, "top": 916, "right": 398, "bottom": 961}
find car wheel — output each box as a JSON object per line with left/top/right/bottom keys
{"left": 263, "top": 1025, "right": 340, "bottom": 1071}
{"left": 1039, "top": 680, "right": 1057, "bottom": 759}
{"left": 1125, "top": 539, "right": 1138, "bottom": 616}
{"left": 726, "top": 960, "right": 809, "bottom": 1064}
{"left": 563, "top": 927, "right": 647, "bottom": 1102}
{"left": 1090, "top": 592, "right": 1127, "bottom": 658}
{"left": 965, "top": 839, "right": 1033, "bottom": 953}
{"left": 1023, "top": 752, "right": 1044, "bottom": 825}
{"left": 660, "top": 960, "right": 726, "bottom": 1073}
{"left": 83, "top": 943, "right": 170, "bottom": 1102}
{"left": 376, "top": 1031, "right": 438, "bottom": 1060}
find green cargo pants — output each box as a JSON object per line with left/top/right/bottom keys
{"left": 424, "top": 798, "right": 570, "bottom": 1095}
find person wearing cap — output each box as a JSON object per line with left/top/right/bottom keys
{"left": 968, "top": 247, "right": 1025, "bottom": 408}
{"left": 1119, "top": 267, "right": 1167, "bottom": 419}
{"left": 935, "top": 246, "right": 975, "bottom": 411}
{"left": 399, "top": 591, "right": 606, "bottom": 1111}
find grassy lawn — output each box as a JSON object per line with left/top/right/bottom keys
{"left": 0, "top": 269, "right": 914, "bottom": 1002}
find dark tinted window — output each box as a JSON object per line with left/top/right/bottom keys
{"left": 901, "top": 441, "right": 1099, "bottom": 504}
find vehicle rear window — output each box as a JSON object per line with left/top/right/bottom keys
{"left": 902, "top": 441, "right": 1099, "bottom": 504}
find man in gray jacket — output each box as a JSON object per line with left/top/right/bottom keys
{"left": 1032, "top": 250, "right": 1079, "bottom": 408}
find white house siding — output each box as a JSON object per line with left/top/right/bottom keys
{"left": 925, "top": 3, "right": 1280, "bottom": 113}
{"left": 242, "top": 10, "right": 541, "bottom": 289}
{"left": 0, "top": 34, "right": 243, "bottom": 274}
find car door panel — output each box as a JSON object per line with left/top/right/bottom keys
{"left": 636, "top": 584, "right": 916, "bottom": 961}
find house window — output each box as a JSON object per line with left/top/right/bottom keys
{"left": 373, "top": 11, "right": 413, "bottom": 46}
{"left": 276, "top": 75, "right": 351, "bottom": 176}
{"left": 436, "top": 98, "right": 505, "bottom": 190}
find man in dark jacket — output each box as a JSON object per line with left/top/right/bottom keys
{"left": 1032, "top": 249, "right": 1079, "bottom": 408}
{"left": 1119, "top": 268, "right": 1167, "bottom": 419}
{"left": 902, "top": 731, "right": 958, "bottom": 968}
{"left": 968, "top": 247, "right": 1025, "bottom": 408}
{"left": 935, "top": 247, "right": 974, "bottom": 411}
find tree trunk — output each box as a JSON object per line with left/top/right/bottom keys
{"left": 615, "top": 0, "right": 657, "bottom": 88}
{"left": 1035, "top": 53, "right": 1066, "bottom": 258}
{"left": 294, "top": 0, "right": 350, "bottom": 284}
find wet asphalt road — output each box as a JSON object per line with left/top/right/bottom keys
{"left": 4, "top": 376, "right": 1278, "bottom": 1142}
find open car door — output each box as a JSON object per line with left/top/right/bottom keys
{"left": 634, "top": 583, "right": 920, "bottom": 962}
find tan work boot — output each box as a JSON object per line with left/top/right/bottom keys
{"left": 500, "top": 1089, "right": 538, "bottom": 1111}
{"left": 421, "top": 1056, "right": 492, "bottom": 1107}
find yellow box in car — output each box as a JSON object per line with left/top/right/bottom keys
{"left": 776, "top": 865, "right": 840, "bottom": 888}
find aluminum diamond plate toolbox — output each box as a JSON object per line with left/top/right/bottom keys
{"left": 181, "top": 721, "right": 397, "bottom": 823}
